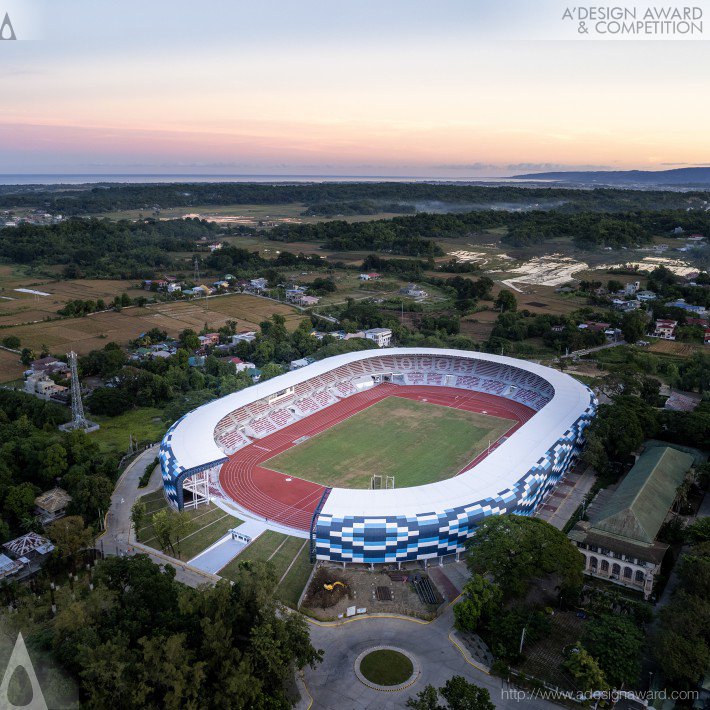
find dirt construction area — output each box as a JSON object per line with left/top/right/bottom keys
{"left": 303, "top": 565, "right": 445, "bottom": 621}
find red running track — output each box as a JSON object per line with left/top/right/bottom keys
{"left": 218, "top": 384, "right": 536, "bottom": 531}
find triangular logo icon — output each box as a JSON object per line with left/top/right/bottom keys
{"left": 0, "top": 13, "right": 17, "bottom": 40}
{"left": 0, "top": 633, "right": 48, "bottom": 710}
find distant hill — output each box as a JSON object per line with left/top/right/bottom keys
{"left": 511, "top": 167, "right": 710, "bottom": 186}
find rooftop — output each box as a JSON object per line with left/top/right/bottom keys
{"left": 34, "top": 487, "right": 72, "bottom": 513}
{"left": 3, "top": 532, "right": 54, "bottom": 558}
{"left": 590, "top": 446, "right": 694, "bottom": 545}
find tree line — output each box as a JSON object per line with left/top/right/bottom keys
{"left": 0, "top": 182, "right": 704, "bottom": 215}
{"left": 0, "top": 217, "right": 220, "bottom": 277}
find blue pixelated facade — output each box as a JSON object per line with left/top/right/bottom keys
{"left": 313, "top": 392, "right": 596, "bottom": 564}
{"left": 159, "top": 416, "right": 226, "bottom": 510}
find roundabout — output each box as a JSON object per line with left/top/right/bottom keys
{"left": 354, "top": 646, "right": 419, "bottom": 691}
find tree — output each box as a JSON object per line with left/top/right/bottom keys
{"left": 131, "top": 500, "right": 147, "bottom": 534}
{"left": 454, "top": 574, "right": 502, "bottom": 632}
{"left": 494, "top": 289, "right": 517, "bottom": 313}
{"left": 72, "top": 475, "right": 114, "bottom": 521}
{"left": 582, "top": 614, "right": 643, "bottom": 687}
{"left": 46, "top": 515, "right": 93, "bottom": 561}
{"left": 677, "top": 352, "right": 710, "bottom": 393}
{"left": 1, "top": 335, "right": 20, "bottom": 349}
{"left": 407, "top": 677, "right": 495, "bottom": 710}
{"left": 658, "top": 632, "right": 710, "bottom": 687}
{"left": 607, "top": 279, "right": 623, "bottom": 292}
{"left": 676, "top": 542, "right": 710, "bottom": 598}
{"left": 465, "top": 515, "right": 584, "bottom": 601}
{"left": 20, "top": 347, "right": 36, "bottom": 366}
{"left": 440, "top": 676, "right": 495, "bottom": 710}
{"left": 87, "top": 386, "right": 134, "bottom": 417}
{"left": 563, "top": 647, "right": 607, "bottom": 691}
{"left": 178, "top": 328, "right": 200, "bottom": 351}
{"left": 260, "top": 362, "right": 285, "bottom": 381}
{"left": 4, "top": 482, "right": 38, "bottom": 526}
{"left": 583, "top": 395, "right": 658, "bottom": 470}
{"left": 621, "top": 310, "right": 648, "bottom": 344}
{"left": 686, "top": 516, "right": 710, "bottom": 543}
{"left": 151, "top": 509, "right": 191, "bottom": 556}
{"left": 407, "top": 685, "right": 443, "bottom": 710}
{"left": 43, "top": 443, "right": 68, "bottom": 483}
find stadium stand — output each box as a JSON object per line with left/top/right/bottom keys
{"left": 162, "top": 349, "right": 595, "bottom": 565}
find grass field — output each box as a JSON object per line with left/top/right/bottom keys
{"left": 218, "top": 529, "right": 312, "bottom": 607}
{"left": 264, "top": 396, "right": 514, "bottom": 489}
{"left": 135, "top": 490, "right": 243, "bottom": 562}
{"left": 359, "top": 649, "right": 414, "bottom": 686}
{"left": 89, "top": 407, "right": 167, "bottom": 454}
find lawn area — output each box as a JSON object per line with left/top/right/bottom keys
{"left": 89, "top": 407, "right": 167, "bottom": 454}
{"left": 264, "top": 396, "right": 514, "bottom": 488}
{"left": 275, "top": 543, "right": 313, "bottom": 608}
{"left": 359, "top": 649, "right": 414, "bottom": 686}
{"left": 218, "top": 530, "right": 312, "bottom": 607}
{"left": 135, "top": 494, "right": 242, "bottom": 562}
{"left": 219, "top": 530, "right": 288, "bottom": 581}
{"left": 137, "top": 489, "right": 169, "bottom": 515}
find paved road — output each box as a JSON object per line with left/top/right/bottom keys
{"left": 303, "top": 606, "right": 560, "bottom": 710}
{"left": 96, "top": 446, "right": 219, "bottom": 588}
{"left": 553, "top": 340, "right": 627, "bottom": 362}
{"left": 536, "top": 466, "right": 596, "bottom": 530}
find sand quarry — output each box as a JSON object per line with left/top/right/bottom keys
{"left": 495, "top": 255, "right": 589, "bottom": 292}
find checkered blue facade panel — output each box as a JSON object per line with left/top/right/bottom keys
{"left": 315, "top": 390, "right": 596, "bottom": 564}
{"left": 159, "top": 416, "right": 227, "bottom": 510}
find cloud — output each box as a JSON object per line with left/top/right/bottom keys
{"left": 433, "top": 162, "right": 499, "bottom": 171}
{"left": 506, "top": 162, "right": 613, "bottom": 172}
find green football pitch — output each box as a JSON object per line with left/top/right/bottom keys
{"left": 263, "top": 396, "right": 515, "bottom": 489}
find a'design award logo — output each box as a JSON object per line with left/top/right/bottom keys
{"left": 1, "top": 11, "right": 17, "bottom": 40}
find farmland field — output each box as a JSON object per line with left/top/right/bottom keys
{"left": 265, "top": 396, "right": 514, "bottom": 489}
{"left": 0, "top": 270, "right": 147, "bottom": 327}
{"left": 648, "top": 339, "right": 707, "bottom": 358}
{"left": 0, "top": 293, "right": 302, "bottom": 355}
{"left": 0, "top": 349, "right": 25, "bottom": 383}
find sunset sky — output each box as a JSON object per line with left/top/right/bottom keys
{"left": 2, "top": 0, "right": 710, "bottom": 176}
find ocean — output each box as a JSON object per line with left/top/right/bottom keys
{"left": 0, "top": 174, "right": 536, "bottom": 186}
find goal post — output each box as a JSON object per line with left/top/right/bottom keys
{"left": 370, "top": 475, "right": 395, "bottom": 489}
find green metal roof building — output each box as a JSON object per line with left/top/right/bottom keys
{"left": 568, "top": 445, "right": 694, "bottom": 599}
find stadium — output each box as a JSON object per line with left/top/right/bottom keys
{"left": 160, "top": 348, "right": 597, "bottom": 565}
